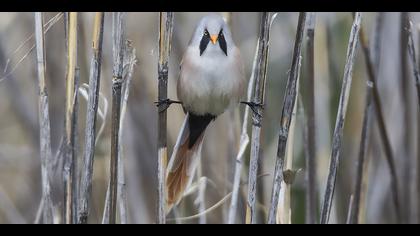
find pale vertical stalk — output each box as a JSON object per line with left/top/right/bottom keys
{"left": 320, "top": 13, "right": 362, "bottom": 224}
{"left": 417, "top": 23, "right": 420, "bottom": 224}
{"left": 347, "top": 80, "right": 374, "bottom": 224}
{"left": 357, "top": 20, "right": 401, "bottom": 223}
{"left": 196, "top": 162, "right": 206, "bottom": 224}
{"left": 63, "top": 12, "right": 78, "bottom": 224}
{"left": 228, "top": 36, "right": 260, "bottom": 224}
{"left": 400, "top": 12, "right": 412, "bottom": 223}
{"left": 407, "top": 20, "right": 420, "bottom": 225}
{"left": 78, "top": 12, "right": 105, "bottom": 224}
{"left": 305, "top": 12, "right": 317, "bottom": 224}
{"left": 267, "top": 12, "right": 307, "bottom": 224}
{"left": 359, "top": 12, "right": 385, "bottom": 224}
{"left": 118, "top": 43, "right": 137, "bottom": 224}
{"left": 34, "top": 12, "right": 54, "bottom": 224}
{"left": 276, "top": 87, "right": 299, "bottom": 224}
{"left": 246, "top": 12, "right": 272, "bottom": 224}
{"left": 222, "top": 12, "right": 238, "bottom": 223}
{"left": 157, "top": 12, "right": 174, "bottom": 224}
{"left": 106, "top": 12, "right": 125, "bottom": 224}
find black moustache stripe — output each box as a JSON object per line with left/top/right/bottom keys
{"left": 199, "top": 33, "right": 210, "bottom": 56}
{"left": 199, "top": 30, "right": 228, "bottom": 56}
{"left": 219, "top": 33, "right": 228, "bottom": 56}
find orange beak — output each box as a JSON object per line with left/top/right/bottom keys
{"left": 210, "top": 34, "right": 218, "bottom": 44}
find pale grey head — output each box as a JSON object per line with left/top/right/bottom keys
{"left": 188, "top": 14, "right": 235, "bottom": 56}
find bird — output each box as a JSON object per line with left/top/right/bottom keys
{"left": 165, "top": 13, "right": 245, "bottom": 213}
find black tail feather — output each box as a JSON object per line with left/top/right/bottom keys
{"left": 187, "top": 113, "right": 216, "bottom": 148}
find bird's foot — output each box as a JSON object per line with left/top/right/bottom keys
{"left": 240, "top": 101, "right": 265, "bottom": 118}
{"left": 155, "top": 98, "right": 182, "bottom": 112}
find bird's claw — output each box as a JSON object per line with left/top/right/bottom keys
{"left": 155, "top": 98, "right": 182, "bottom": 112}
{"left": 241, "top": 101, "right": 265, "bottom": 118}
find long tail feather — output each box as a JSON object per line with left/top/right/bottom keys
{"left": 165, "top": 113, "right": 214, "bottom": 214}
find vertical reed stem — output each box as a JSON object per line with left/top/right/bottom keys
{"left": 63, "top": 12, "right": 78, "bottom": 224}
{"left": 157, "top": 12, "right": 174, "bottom": 224}
{"left": 106, "top": 12, "right": 125, "bottom": 224}
{"left": 78, "top": 12, "right": 105, "bottom": 224}
{"left": 320, "top": 12, "right": 362, "bottom": 224}
{"left": 305, "top": 12, "right": 317, "bottom": 224}
{"left": 34, "top": 12, "right": 54, "bottom": 224}
{"left": 246, "top": 12, "right": 271, "bottom": 224}
{"left": 267, "top": 12, "right": 307, "bottom": 224}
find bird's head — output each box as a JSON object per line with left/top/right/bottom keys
{"left": 191, "top": 14, "right": 234, "bottom": 57}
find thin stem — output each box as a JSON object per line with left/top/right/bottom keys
{"left": 106, "top": 12, "right": 125, "bottom": 224}
{"left": 305, "top": 12, "right": 317, "bottom": 224}
{"left": 357, "top": 18, "right": 401, "bottom": 223}
{"left": 357, "top": 13, "right": 384, "bottom": 224}
{"left": 347, "top": 80, "right": 374, "bottom": 224}
{"left": 400, "top": 12, "right": 412, "bottom": 223}
{"left": 417, "top": 22, "right": 420, "bottom": 225}
{"left": 320, "top": 12, "right": 362, "bottom": 224}
{"left": 228, "top": 25, "right": 261, "bottom": 224}
{"left": 63, "top": 12, "right": 78, "bottom": 224}
{"left": 407, "top": 20, "right": 420, "bottom": 225}
{"left": 267, "top": 12, "right": 307, "bottom": 224}
{"left": 78, "top": 12, "right": 105, "bottom": 224}
{"left": 118, "top": 42, "right": 137, "bottom": 224}
{"left": 157, "top": 12, "right": 174, "bottom": 224}
{"left": 34, "top": 12, "right": 54, "bottom": 224}
{"left": 276, "top": 84, "right": 299, "bottom": 224}
{"left": 246, "top": 12, "right": 272, "bottom": 224}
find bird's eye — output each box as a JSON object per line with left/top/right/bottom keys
{"left": 204, "top": 29, "right": 209, "bottom": 36}
{"left": 219, "top": 29, "right": 224, "bottom": 37}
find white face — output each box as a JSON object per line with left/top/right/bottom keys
{"left": 189, "top": 14, "right": 235, "bottom": 57}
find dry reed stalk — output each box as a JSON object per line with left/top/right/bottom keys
{"left": 267, "top": 12, "right": 307, "bottom": 224}
{"left": 356, "top": 18, "right": 401, "bottom": 223}
{"left": 320, "top": 12, "right": 362, "bottom": 224}
{"left": 157, "top": 12, "right": 174, "bottom": 224}
{"left": 105, "top": 12, "right": 125, "bottom": 224}
{"left": 227, "top": 26, "right": 261, "bottom": 224}
{"left": 78, "top": 12, "right": 105, "bottom": 224}
{"left": 246, "top": 12, "right": 272, "bottom": 224}
{"left": 34, "top": 11, "right": 54, "bottom": 224}
{"left": 117, "top": 41, "right": 137, "bottom": 224}
{"left": 305, "top": 12, "right": 317, "bottom": 224}
{"left": 63, "top": 12, "right": 78, "bottom": 224}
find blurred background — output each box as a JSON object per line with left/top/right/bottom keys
{"left": 0, "top": 12, "right": 419, "bottom": 224}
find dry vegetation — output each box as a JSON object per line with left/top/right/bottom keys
{"left": 0, "top": 12, "right": 420, "bottom": 224}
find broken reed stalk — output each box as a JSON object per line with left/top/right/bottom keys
{"left": 227, "top": 26, "right": 261, "bottom": 224}
{"left": 320, "top": 12, "right": 362, "bottom": 224}
{"left": 117, "top": 42, "right": 137, "bottom": 224}
{"left": 78, "top": 12, "right": 105, "bottom": 224}
{"left": 34, "top": 12, "right": 54, "bottom": 224}
{"left": 157, "top": 12, "right": 174, "bottom": 224}
{"left": 407, "top": 22, "right": 420, "bottom": 112}
{"left": 347, "top": 80, "right": 374, "bottom": 224}
{"left": 276, "top": 86, "right": 299, "bottom": 224}
{"left": 356, "top": 20, "right": 401, "bottom": 223}
{"left": 267, "top": 12, "right": 307, "bottom": 224}
{"left": 246, "top": 12, "right": 271, "bottom": 224}
{"left": 106, "top": 12, "right": 125, "bottom": 224}
{"left": 63, "top": 12, "right": 78, "bottom": 224}
{"left": 305, "top": 12, "right": 317, "bottom": 224}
